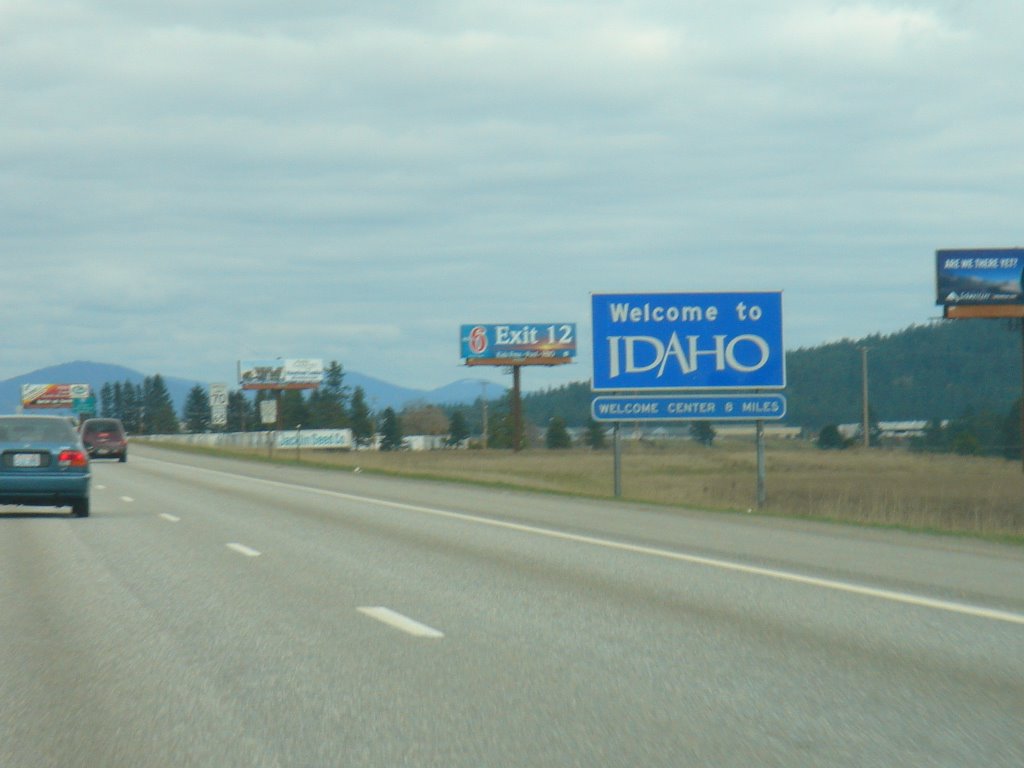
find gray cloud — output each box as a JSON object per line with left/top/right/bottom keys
{"left": 3, "top": 1, "right": 1022, "bottom": 389}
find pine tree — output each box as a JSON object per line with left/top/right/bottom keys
{"left": 545, "top": 416, "right": 572, "bottom": 449}
{"left": 100, "top": 383, "right": 113, "bottom": 418}
{"left": 447, "top": 410, "right": 470, "bottom": 447}
{"left": 183, "top": 385, "right": 211, "bottom": 433}
{"left": 689, "top": 421, "right": 716, "bottom": 447}
{"left": 379, "top": 407, "right": 403, "bottom": 451}
{"left": 308, "top": 361, "right": 349, "bottom": 428}
{"left": 349, "top": 387, "right": 373, "bottom": 447}
{"left": 585, "top": 418, "right": 607, "bottom": 450}
{"left": 280, "top": 390, "right": 310, "bottom": 429}
{"left": 111, "top": 382, "right": 123, "bottom": 421}
{"left": 227, "top": 390, "right": 249, "bottom": 432}
{"left": 144, "top": 375, "right": 180, "bottom": 434}
{"left": 121, "top": 380, "right": 139, "bottom": 433}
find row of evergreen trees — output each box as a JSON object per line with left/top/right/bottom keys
{"left": 94, "top": 364, "right": 609, "bottom": 451}
{"left": 98, "top": 375, "right": 180, "bottom": 434}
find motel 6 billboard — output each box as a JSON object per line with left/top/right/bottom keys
{"left": 591, "top": 292, "right": 785, "bottom": 391}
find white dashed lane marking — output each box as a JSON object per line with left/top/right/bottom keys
{"left": 226, "top": 543, "right": 261, "bottom": 558}
{"left": 358, "top": 607, "right": 445, "bottom": 639}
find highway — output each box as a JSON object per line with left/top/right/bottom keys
{"left": 2, "top": 443, "right": 1022, "bottom": 767}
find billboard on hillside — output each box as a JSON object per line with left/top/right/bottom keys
{"left": 238, "top": 359, "right": 323, "bottom": 390}
{"left": 460, "top": 323, "right": 577, "bottom": 365}
{"left": 936, "top": 249, "right": 1024, "bottom": 306}
{"left": 21, "top": 383, "right": 91, "bottom": 409}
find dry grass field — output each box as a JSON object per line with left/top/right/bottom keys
{"left": 159, "top": 437, "right": 1024, "bottom": 541}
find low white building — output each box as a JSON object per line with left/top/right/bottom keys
{"left": 402, "top": 435, "right": 448, "bottom": 451}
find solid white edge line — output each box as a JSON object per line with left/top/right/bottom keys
{"left": 226, "top": 542, "right": 261, "bottom": 557}
{"left": 159, "top": 513, "right": 181, "bottom": 523}
{"left": 135, "top": 456, "right": 1024, "bottom": 626}
{"left": 358, "top": 607, "right": 444, "bottom": 638}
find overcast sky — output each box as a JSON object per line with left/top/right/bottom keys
{"left": 3, "top": 1, "right": 1022, "bottom": 391}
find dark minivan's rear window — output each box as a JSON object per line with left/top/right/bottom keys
{"left": 82, "top": 419, "right": 125, "bottom": 435}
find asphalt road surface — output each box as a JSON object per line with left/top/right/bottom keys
{"left": 2, "top": 444, "right": 1022, "bottom": 767}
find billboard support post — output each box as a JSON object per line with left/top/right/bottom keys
{"left": 512, "top": 366, "right": 523, "bottom": 452}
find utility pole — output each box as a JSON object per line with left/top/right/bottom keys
{"left": 861, "top": 346, "right": 870, "bottom": 448}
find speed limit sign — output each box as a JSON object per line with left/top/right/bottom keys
{"left": 209, "top": 383, "right": 229, "bottom": 426}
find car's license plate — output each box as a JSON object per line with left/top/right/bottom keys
{"left": 13, "top": 453, "right": 42, "bottom": 467}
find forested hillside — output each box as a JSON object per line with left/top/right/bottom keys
{"left": 785, "top": 319, "right": 1020, "bottom": 428}
{"left": 500, "top": 319, "right": 1022, "bottom": 431}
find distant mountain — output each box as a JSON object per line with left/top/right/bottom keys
{"left": 342, "top": 372, "right": 491, "bottom": 410}
{"left": 0, "top": 361, "right": 489, "bottom": 415}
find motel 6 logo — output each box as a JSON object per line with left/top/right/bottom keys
{"left": 468, "top": 326, "right": 489, "bottom": 355}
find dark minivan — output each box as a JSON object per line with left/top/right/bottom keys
{"left": 80, "top": 418, "right": 128, "bottom": 462}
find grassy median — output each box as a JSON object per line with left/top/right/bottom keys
{"left": 143, "top": 437, "right": 1024, "bottom": 542}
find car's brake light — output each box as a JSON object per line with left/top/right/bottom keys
{"left": 59, "top": 449, "right": 88, "bottom": 468}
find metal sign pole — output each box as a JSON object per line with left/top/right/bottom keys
{"left": 756, "top": 420, "right": 766, "bottom": 509}
{"left": 613, "top": 422, "right": 622, "bottom": 498}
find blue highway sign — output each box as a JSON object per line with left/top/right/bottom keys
{"left": 591, "top": 394, "right": 787, "bottom": 422}
{"left": 591, "top": 292, "right": 785, "bottom": 391}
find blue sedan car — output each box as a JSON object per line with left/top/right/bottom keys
{"left": 0, "top": 415, "right": 91, "bottom": 517}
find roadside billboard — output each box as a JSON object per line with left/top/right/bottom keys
{"left": 21, "top": 383, "right": 92, "bottom": 409}
{"left": 460, "top": 323, "right": 577, "bottom": 365}
{"left": 591, "top": 292, "right": 785, "bottom": 391}
{"left": 276, "top": 428, "right": 353, "bottom": 450}
{"left": 936, "top": 248, "right": 1024, "bottom": 306}
{"left": 238, "top": 359, "right": 323, "bottom": 390}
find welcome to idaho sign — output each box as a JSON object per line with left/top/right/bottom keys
{"left": 591, "top": 292, "right": 785, "bottom": 391}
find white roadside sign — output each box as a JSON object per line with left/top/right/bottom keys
{"left": 209, "top": 383, "right": 228, "bottom": 426}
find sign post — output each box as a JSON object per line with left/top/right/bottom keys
{"left": 591, "top": 291, "right": 785, "bottom": 505}
{"left": 756, "top": 420, "right": 766, "bottom": 509}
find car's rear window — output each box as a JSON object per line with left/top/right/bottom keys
{"left": 83, "top": 420, "right": 124, "bottom": 435}
{"left": 0, "top": 417, "right": 77, "bottom": 443}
